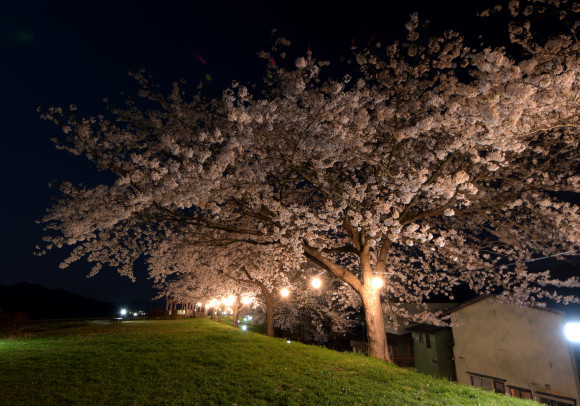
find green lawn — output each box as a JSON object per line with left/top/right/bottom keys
{"left": 0, "top": 318, "right": 535, "bottom": 406}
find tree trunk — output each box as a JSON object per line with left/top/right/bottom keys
{"left": 361, "top": 284, "right": 391, "bottom": 362}
{"left": 265, "top": 294, "right": 275, "bottom": 337}
{"left": 302, "top": 241, "right": 391, "bottom": 361}
{"left": 232, "top": 299, "right": 239, "bottom": 327}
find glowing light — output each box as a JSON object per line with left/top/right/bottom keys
{"left": 196, "top": 302, "right": 202, "bottom": 307}
{"left": 133, "top": 312, "right": 138, "bottom": 317}
{"left": 208, "top": 299, "right": 220, "bottom": 308}
{"left": 222, "top": 295, "right": 236, "bottom": 307}
{"left": 120, "top": 309, "right": 127, "bottom": 316}
{"left": 565, "top": 323, "right": 580, "bottom": 342}
{"left": 311, "top": 278, "right": 322, "bottom": 289}
{"left": 286, "top": 340, "right": 291, "bottom": 344}
{"left": 280, "top": 288, "right": 290, "bottom": 297}
{"left": 372, "top": 277, "right": 384, "bottom": 289}
{"left": 241, "top": 296, "right": 253, "bottom": 305}
{"left": 241, "top": 325, "right": 247, "bottom": 331}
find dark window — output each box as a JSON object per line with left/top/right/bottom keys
{"left": 470, "top": 375, "right": 493, "bottom": 391}
{"left": 431, "top": 358, "right": 438, "bottom": 365}
{"left": 538, "top": 395, "right": 576, "bottom": 406}
{"left": 418, "top": 332, "right": 424, "bottom": 344}
{"left": 510, "top": 387, "right": 532, "bottom": 400}
{"left": 493, "top": 381, "right": 505, "bottom": 394}
{"left": 469, "top": 373, "right": 505, "bottom": 394}
{"left": 425, "top": 334, "right": 431, "bottom": 348}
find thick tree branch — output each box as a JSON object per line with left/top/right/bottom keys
{"left": 302, "top": 243, "right": 362, "bottom": 293}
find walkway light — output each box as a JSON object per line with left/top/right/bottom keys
{"left": 312, "top": 277, "right": 322, "bottom": 289}
{"left": 281, "top": 288, "right": 290, "bottom": 297}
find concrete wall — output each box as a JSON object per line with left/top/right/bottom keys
{"left": 451, "top": 297, "right": 580, "bottom": 402}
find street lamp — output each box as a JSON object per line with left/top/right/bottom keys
{"left": 280, "top": 288, "right": 290, "bottom": 297}
{"left": 372, "top": 276, "right": 384, "bottom": 289}
{"left": 312, "top": 277, "right": 322, "bottom": 289}
{"left": 222, "top": 295, "right": 236, "bottom": 307}
{"left": 565, "top": 322, "right": 580, "bottom": 342}
{"left": 241, "top": 296, "right": 253, "bottom": 305}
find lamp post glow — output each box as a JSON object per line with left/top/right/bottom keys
{"left": 371, "top": 276, "right": 384, "bottom": 289}
{"left": 209, "top": 298, "right": 220, "bottom": 308}
{"left": 222, "top": 295, "right": 235, "bottom": 307}
{"left": 280, "top": 288, "right": 290, "bottom": 298}
{"left": 565, "top": 323, "right": 580, "bottom": 342}
{"left": 312, "top": 278, "right": 322, "bottom": 289}
{"left": 120, "top": 308, "right": 127, "bottom": 316}
{"left": 241, "top": 296, "right": 253, "bottom": 305}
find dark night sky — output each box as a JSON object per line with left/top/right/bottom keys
{"left": 4, "top": 0, "right": 576, "bottom": 305}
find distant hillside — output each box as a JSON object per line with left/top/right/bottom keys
{"left": 0, "top": 282, "right": 117, "bottom": 319}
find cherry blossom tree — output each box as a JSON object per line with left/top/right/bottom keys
{"left": 158, "top": 271, "right": 256, "bottom": 324}
{"left": 157, "top": 244, "right": 359, "bottom": 340}
{"left": 273, "top": 272, "right": 360, "bottom": 343}
{"left": 149, "top": 234, "right": 310, "bottom": 336}
{"left": 39, "top": 0, "right": 580, "bottom": 361}
{"left": 151, "top": 226, "right": 361, "bottom": 337}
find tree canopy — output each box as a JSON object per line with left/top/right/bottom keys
{"left": 40, "top": 0, "right": 580, "bottom": 360}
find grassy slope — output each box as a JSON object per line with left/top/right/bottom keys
{"left": 0, "top": 319, "right": 535, "bottom": 406}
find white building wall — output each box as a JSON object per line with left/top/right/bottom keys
{"left": 451, "top": 297, "right": 580, "bottom": 402}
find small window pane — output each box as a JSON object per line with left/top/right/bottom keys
{"left": 470, "top": 375, "right": 493, "bottom": 391}
{"left": 481, "top": 378, "right": 493, "bottom": 391}
{"left": 510, "top": 387, "right": 533, "bottom": 399}
{"left": 539, "top": 397, "right": 575, "bottom": 406}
